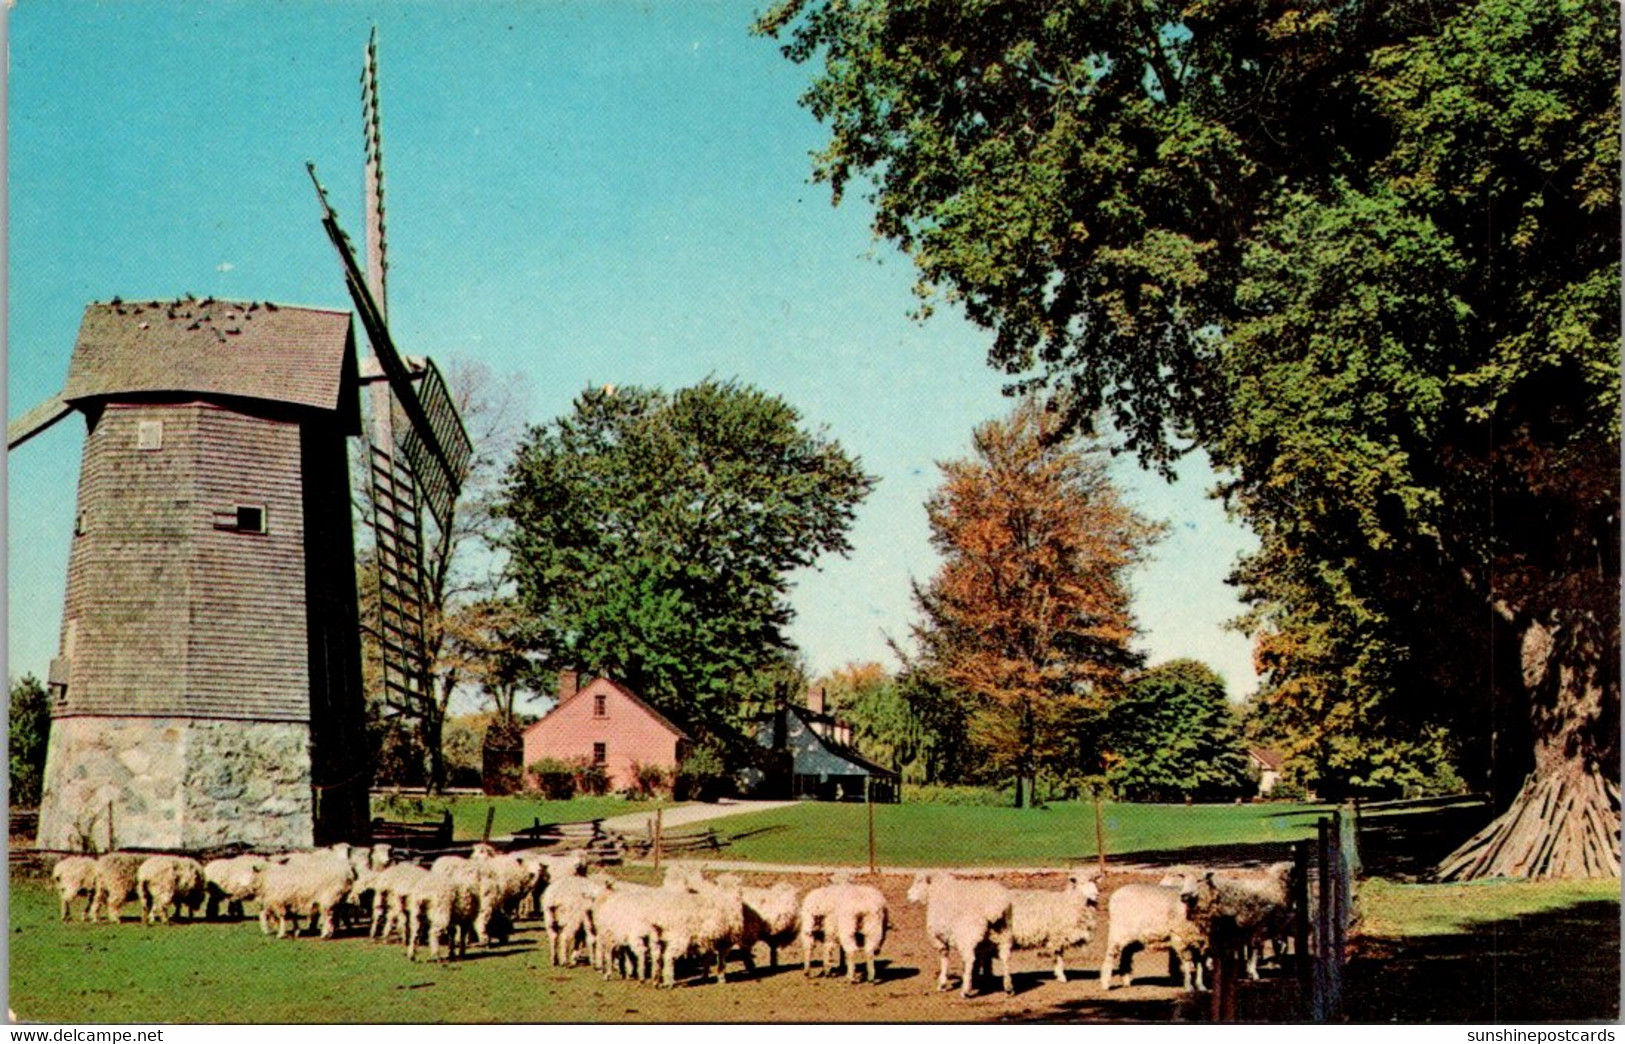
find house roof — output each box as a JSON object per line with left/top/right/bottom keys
{"left": 524, "top": 676, "right": 691, "bottom": 741}
{"left": 62, "top": 299, "right": 354, "bottom": 413}
{"left": 762, "top": 703, "right": 899, "bottom": 779}
{"left": 1248, "top": 747, "right": 1285, "bottom": 772}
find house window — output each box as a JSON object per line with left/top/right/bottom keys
{"left": 136, "top": 420, "right": 163, "bottom": 450}
{"left": 593, "top": 693, "right": 607, "bottom": 717}
{"left": 592, "top": 742, "right": 606, "bottom": 765}
{"left": 215, "top": 505, "right": 267, "bottom": 534}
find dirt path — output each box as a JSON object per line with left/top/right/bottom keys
{"left": 598, "top": 799, "right": 798, "bottom": 836}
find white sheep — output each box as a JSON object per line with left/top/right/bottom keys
{"left": 540, "top": 872, "right": 607, "bottom": 966}
{"left": 258, "top": 849, "right": 356, "bottom": 940}
{"left": 204, "top": 855, "right": 269, "bottom": 919}
{"left": 90, "top": 853, "right": 146, "bottom": 923}
{"left": 651, "top": 871, "right": 748, "bottom": 987}
{"left": 51, "top": 856, "right": 98, "bottom": 922}
{"left": 403, "top": 861, "right": 481, "bottom": 961}
{"left": 469, "top": 850, "right": 532, "bottom": 946}
{"left": 1099, "top": 882, "right": 1206, "bottom": 990}
{"left": 137, "top": 855, "right": 207, "bottom": 924}
{"left": 592, "top": 878, "right": 666, "bottom": 981}
{"left": 1008, "top": 869, "right": 1100, "bottom": 981}
{"left": 511, "top": 848, "right": 589, "bottom": 917}
{"left": 717, "top": 875, "right": 801, "bottom": 969}
{"left": 907, "top": 871, "right": 1014, "bottom": 998}
{"left": 1181, "top": 862, "right": 1296, "bottom": 980}
{"left": 799, "top": 874, "right": 889, "bottom": 985}
{"left": 366, "top": 861, "right": 431, "bottom": 941}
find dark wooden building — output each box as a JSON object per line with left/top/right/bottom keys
{"left": 35, "top": 298, "right": 370, "bottom": 851}
{"left": 745, "top": 688, "right": 900, "bottom": 803}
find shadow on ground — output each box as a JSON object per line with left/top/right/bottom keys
{"left": 1354, "top": 802, "right": 1498, "bottom": 880}
{"left": 1109, "top": 840, "right": 1299, "bottom": 869}
{"left": 1345, "top": 899, "right": 1620, "bottom": 1022}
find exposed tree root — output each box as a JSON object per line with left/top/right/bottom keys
{"left": 1437, "top": 766, "right": 1621, "bottom": 880}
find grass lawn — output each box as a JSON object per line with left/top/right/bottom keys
{"left": 370, "top": 794, "right": 676, "bottom": 841}
{"left": 1347, "top": 877, "right": 1620, "bottom": 1022}
{"left": 706, "top": 799, "right": 1333, "bottom": 867}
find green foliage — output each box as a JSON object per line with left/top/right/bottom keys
{"left": 673, "top": 743, "right": 731, "bottom": 802}
{"left": 527, "top": 758, "right": 579, "bottom": 801}
{"left": 898, "top": 783, "right": 1010, "bottom": 807}
{"left": 762, "top": 0, "right": 1621, "bottom": 802}
{"left": 440, "top": 715, "right": 485, "bottom": 789}
{"left": 572, "top": 759, "right": 610, "bottom": 797}
{"left": 1107, "top": 660, "right": 1251, "bottom": 802}
{"left": 9, "top": 675, "right": 49, "bottom": 807}
{"left": 499, "top": 380, "right": 875, "bottom": 751}
{"left": 626, "top": 761, "right": 672, "bottom": 799}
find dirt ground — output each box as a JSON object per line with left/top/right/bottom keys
{"left": 566, "top": 867, "right": 1294, "bottom": 1023}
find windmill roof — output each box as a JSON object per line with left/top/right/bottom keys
{"left": 62, "top": 299, "right": 354, "bottom": 413}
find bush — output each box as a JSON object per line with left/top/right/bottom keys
{"left": 528, "top": 758, "right": 578, "bottom": 800}
{"left": 673, "top": 745, "right": 730, "bottom": 802}
{"left": 572, "top": 759, "right": 610, "bottom": 797}
{"left": 900, "top": 783, "right": 1011, "bottom": 807}
{"left": 9, "top": 675, "right": 49, "bottom": 807}
{"left": 627, "top": 761, "right": 672, "bottom": 800}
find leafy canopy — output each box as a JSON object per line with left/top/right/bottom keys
{"left": 1107, "top": 659, "right": 1250, "bottom": 801}
{"left": 498, "top": 379, "right": 875, "bottom": 744}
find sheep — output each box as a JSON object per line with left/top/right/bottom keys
{"left": 403, "top": 861, "right": 481, "bottom": 961}
{"left": 1099, "top": 882, "right": 1206, "bottom": 991}
{"left": 1181, "top": 862, "right": 1296, "bottom": 981}
{"left": 651, "top": 871, "right": 749, "bottom": 987}
{"left": 717, "top": 874, "right": 800, "bottom": 969}
{"left": 907, "top": 871, "right": 1014, "bottom": 998}
{"left": 469, "top": 849, "right": 532, "bottom": 946}
{"left": 90, "top": 853, "right": 146, "bottom": 923}
{"left": 137, "top": 855, "right": 207, "bottom": 924}
{"left": 512, "top": 848, "right": 589, "bottom": 916}
{"left": 1008, "top": 869, "right": 1100, "bottom": 982}
{"left": 540, "top": 872, "right": 607, "bottom": 966}
{"left": 799, "top": 873, "right": 889, "bottom": 985}
{"left": 51, "top": 856, "right": 99, "bottom": 922}
{"left": 203, "top": 855, "right": 269, "bottom": 919}
{"left": 366, "top": 861, "right": 431, "bottom": 941}
{"left": 592, "top": 878, "right": 666, "bottom": 982}
{"left": 257, "top": 849, "right": 356, "bottom": 940}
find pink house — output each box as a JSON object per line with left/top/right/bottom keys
{"left": 521, "top": 672, "right": 690, "bottom": 792}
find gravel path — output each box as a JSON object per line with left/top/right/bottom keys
{"left": 597, "top": 798, "right": 798, "bottom": 836}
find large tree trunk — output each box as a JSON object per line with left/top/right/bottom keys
{"left": 1438, "top": 614, "right": 1620, "bottom": 880}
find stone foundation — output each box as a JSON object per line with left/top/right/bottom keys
{"left": 37, "top": 716, "right": 314, "bottom": 851}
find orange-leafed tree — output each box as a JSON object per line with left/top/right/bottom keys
{"left": 911, "top": 400, "right": 1162, "bottom": 807}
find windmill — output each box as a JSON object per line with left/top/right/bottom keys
{"left": 9, "top": 30, "right": 470, "bottom": 851}
{"left": 307, "top": 27, "right": 474, "bottom": 781}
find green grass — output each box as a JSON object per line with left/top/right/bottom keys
{"left": 708, "top": 799, "right": 1333, "bottom": 867}
{"left": 1358, "top": 876, "right": 1622, "bottom": 938}
{"left": 370, "top": 793, "right": 677, "bottom": 841}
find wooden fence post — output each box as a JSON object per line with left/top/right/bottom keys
{"left": 866, "top": 776, "right": 877, "bottom": 874}
{"left": 482, "top": 805, "right": 496, "bottom": 843}
{"left": 653, "top": 807, "right": 663, "bottom": 871}
{"left": 1292, "top": 840, "right": 1313, "bottom": 999}
{"left": 1093, "top": 786, "right": 1108, "bottom": 878}
{"left": 1314, "top": 817, "right": 1333, "bottom": 1021}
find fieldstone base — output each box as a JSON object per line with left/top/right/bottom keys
{"left": 37, "top": 716, "right": 314, "bottom": 851}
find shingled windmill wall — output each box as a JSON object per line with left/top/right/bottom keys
{"left": 36, "top": 300, "right": 370, "bottom": 852}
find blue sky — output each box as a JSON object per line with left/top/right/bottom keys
{"left": 6, "top": 1, "right": 1259, "bottom": 711}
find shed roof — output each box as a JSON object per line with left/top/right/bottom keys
{"left": 63, "top": 299, "right": 354, "bottom": 413}
{"left": 1248, "top": 747, "right": 1285, "bottom": 772}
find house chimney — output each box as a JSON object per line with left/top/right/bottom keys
{"left": 806, "top": 684, "right": 825, "bottom": 715}
{"left": 558, "top": 669, "right": 581, "bottom": 702}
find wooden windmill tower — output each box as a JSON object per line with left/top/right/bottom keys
{"left": 8, "top": 31, "right": 470, "bottom": 852}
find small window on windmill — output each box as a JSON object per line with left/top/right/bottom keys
{"left": 136, "top": 420, "right": 163, "bottom": 451}
{"left": 214, "top": 504, "right": 267, "bottom": 534}
{"left": 74, "top": 511, "right": 86, "bottom": 537}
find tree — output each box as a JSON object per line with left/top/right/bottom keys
{"left": 498, "top": 379, "right": 876, "bottom": 751}
{"left": 1107, "top": 659, "right": 1250, "bottom": 802}
{"left": 9, "top": 674, "right": 50, "bottom": 807}
{"left": 910, "top": 399, "right": 1160, "bottom": 806}
{"left": 762, "top": 0, "right": 1620, "bottom": 877}
{"left": 358, "top": 360, "right": 533, "bottom": 792}
{"left": 821, "top": 661, "right": 934, "bottom": 782}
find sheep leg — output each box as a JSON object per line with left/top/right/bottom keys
{"left": 1100, "top": 944, "right": 1118, "bottom": 990}
{"left": 936, "top": 945, "right": 953, "bottom": 993}
{"left": 998, "top": 938, "right": 1014, "bottom": 995}
{"left": 957, "top": 940, "right": 977, "bottom": 998}
{"left": 1053, "top": 950, "right": 1067, "bottom": 982}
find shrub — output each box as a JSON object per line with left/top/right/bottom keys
{"left": 900, "top": 783, "right": 1011, "bottom": 807}
{"left": 528, "top": 758, "right": 578, "bottom": 800}
{"left": 673, "top": 745, "right": 730, "bottom": 802}
{"left": 572, "top": 758, "right": 610, "bottom": 797}
{"left": 627, "top": 761, "right": 672, "bottom": 800}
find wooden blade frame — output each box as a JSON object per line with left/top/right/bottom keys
{"left": 306, "top": 161, "right": 472, "bottom": 529}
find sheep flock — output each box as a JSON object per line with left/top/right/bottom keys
{"left": 42, "top": 846, "right": 1300, "bottom": 1001}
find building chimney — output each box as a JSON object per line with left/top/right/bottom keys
{"left": 558, "top": 669, "right": 581, "bottom": 702}
{"left": 806, "top": 684, "right": 825, "bottom": 716}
